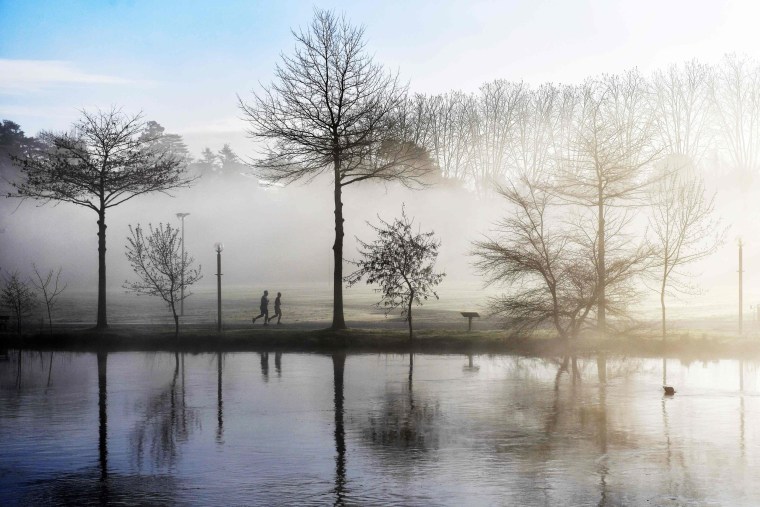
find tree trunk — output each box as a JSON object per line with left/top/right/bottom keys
{"left": 407, "top": 291, "right": 414, "bottom": 341}
{"left": 96, "top": 211, "right": 108, "bottom": 329}
{"left": 597, "top": 192, "right": 605, "bottom": 338}
{"left": 46, "top": 303, "right": 53, "bottom": 336}
{"left": 331, "top": 163, "right": 346, "bottom": 330}
{"left": 172, "top": 302, "right": 179, "bottom": 338}
{"left": 660, "top": 282, "right": 667, "bottom": 343}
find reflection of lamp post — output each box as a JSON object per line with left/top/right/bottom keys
{"left": 214, "top": 242, "right": 224, "bottom": 332}
{"left": 176, "top": 213, "right": 190, "bottom": 316}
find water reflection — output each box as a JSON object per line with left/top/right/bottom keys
{"left": 130, "top": 352, "right": 198, "bottom": 470}
{"left": 260, "top": 352, "right": 269, "bottom": 381}
{"left": 740, "top": 360, "right": 745, "bottom": 459}
{"left": 362, "top": 353, "right": 442, "bottom": 453}
{"left": 98, "top": 352, "right": 107, "bottom": 482}
{"left": 3, "top": 351, "right": 760, "bottom": 505}
{"left": 217, "top": 351, "right": 223, "bottom": 444}
{"left": 333, "top": 353, "right": 347, "bottom": 506}
{"left": 463, "top": 353, "right": 479, "bottom": 371}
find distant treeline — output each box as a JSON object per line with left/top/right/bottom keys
{"left": 403, "top": 54, "right": 760, "bottom": 195}
{"left": 3, "top": 54, "right": 759, "bottom": 194}
{"left": 0, "top": 119, "right": 250, "bottom": 186}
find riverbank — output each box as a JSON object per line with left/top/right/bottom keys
{"left": 3, "top": 323, "right": 760, "bottom": 360}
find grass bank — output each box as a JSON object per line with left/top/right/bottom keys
{"left": 3, "top": 324, "right": 760, "bottom": 360}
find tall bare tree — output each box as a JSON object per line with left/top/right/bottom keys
{"left": 10, "top": 108, "right": 194, "bottom": 329}
{"left": 554, "top": 73, "right": 660, "bottom": 336}
{"left": 648, "top": 160, "right": 723, "bottom": 340}
{"left": 239, "top": 9, "right": 431, "bottom": 330}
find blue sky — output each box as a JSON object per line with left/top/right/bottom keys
{"left": 2, "top": 0, "right": 760, "bottom": 156}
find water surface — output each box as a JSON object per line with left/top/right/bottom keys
{"left": 1, "top": 351, "right": 758, "bottom": 505}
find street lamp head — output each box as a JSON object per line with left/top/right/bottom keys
{"left": 214, "top": 242, "right": 224, "bottom": 253}
{"left": 177, "top": 213, "right": 190, "bottom": 219}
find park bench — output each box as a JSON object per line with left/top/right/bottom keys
{"left": 0, "top": 316, "right": 9, "bottom": 331}
{"left": 460, "top": 312, "right": 480, "bottom": 331}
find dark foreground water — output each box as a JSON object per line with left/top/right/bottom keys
{"left": 1, "top": 351, "right": 759, "bottom": 506}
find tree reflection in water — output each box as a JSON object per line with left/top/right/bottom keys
{"left": 333, "top": 352, "right": 347, "bottom": 506}
{"left": 98, "top": 352, "right": 107, "bottom": 483}
{"left": 362, "top": 353, "right": 442, "bottom": 452}
{"left": 130, "top": 352, "right": 199, "bottom": 471}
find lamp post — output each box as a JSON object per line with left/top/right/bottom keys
{"left": 739, "top": 238, "right": 744, "bottom": 335}
{"left": 214, "top": 242, "right": 224, "bottom": 332}
{"left": 176, "top": 213, "right": 190, "bottom": 316}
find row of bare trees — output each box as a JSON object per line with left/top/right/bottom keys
{"left": 461, "top": 68, "right": 727, "bottom": 341}
{"left": 406, "top": 56, "right": 760, "bottom": 194}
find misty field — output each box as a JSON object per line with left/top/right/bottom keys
{"left": 13, "top": 279, "right": 754, "bottom": 340}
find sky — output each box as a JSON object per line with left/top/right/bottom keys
{"left": 3, "top": 0, "right": 760, "bottom": 158}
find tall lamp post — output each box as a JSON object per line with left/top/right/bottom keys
{"left": 739, "top": 238, "right": 744, "bottom": 335}
{"left": 176, "top": 213, "right": 190, "bottom": 316}
{"left": 215, "top": 242, "right": 224, "bottom": 332}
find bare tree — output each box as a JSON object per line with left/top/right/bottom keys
{"left": 1, "top": 272, "right": 37, "bottom": 333}
{"left": 554, "top": 73, "right": 660, "bottom": 336}
{"left": 648, "top": 160, "right": 723, "bottom": 340}
{"left": 474, "top": 175, "right": 650, "bottom": 342}
{"left": 468, "top": 80, "right": 527, "bottom": 196}
{"left": 650, "top": 60, "right": 715, "bottom": 165}
{"left": 425, "top": 91, "right": 475, "bottom": 182}
{"left": 239, "top": 9, "right": 431, "bottom": 330}
{"left": 124, "top": 223, "right": 202, "bottom": 338}
{"left": 31, "top": 264, "right": 67, "bottom": 336}
{"left": 710, "top": 54, "right": 760, "bottom": 181}
{"left": 9, "top": 108, "right": 195, "bottom": 329}
{"left": 472, "top": 173, "right": 604, "bottom": 342}
{"left": 345, "top": 207, "right": 445, "bottom": 340}
{"left": 508, "top": 84, "right": 566, "bottom": 180}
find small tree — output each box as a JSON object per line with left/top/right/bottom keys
{"left": 1, "top": 272, "right": 37, "bottom": 333}
{"left": 648, "top": 160, "right": 724, "bottom": 341}
{"left": 31, "top": 264, "right": 67, "bottom": 336}
{"left": 346, "top": 208, "right": 445, "bottom": 340}
{"left": 124, "top": 223, "right": 202, "bottom": 337}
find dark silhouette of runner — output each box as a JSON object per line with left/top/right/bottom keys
{"left": 252, "top": 290, "right": 269, "bottom": 325}
{"left": 267, "top": 292, "right": 283, "bottom": 325}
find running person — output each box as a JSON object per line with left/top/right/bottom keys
{"left": 268, "top": 292, "right": 282, "bottom": 324}
{"left": 252, "top": 290, "right": 269, "bottom": 325}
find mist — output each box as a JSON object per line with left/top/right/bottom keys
{"left": 0, "top": 170, "right": 499, "bottom": 296}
